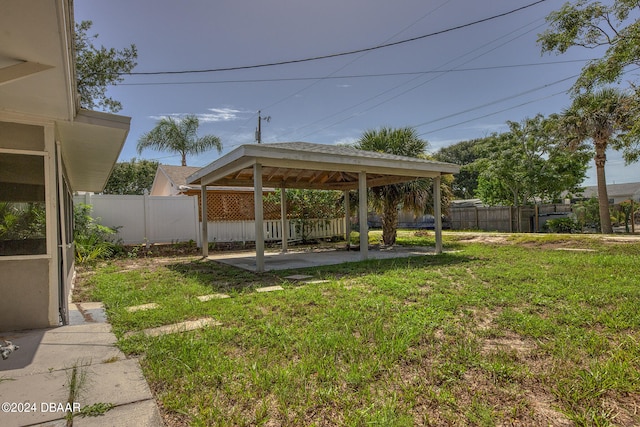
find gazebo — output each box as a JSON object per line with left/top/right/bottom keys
{"left": 187, "top": 142, "right": 460, "bottom": 272}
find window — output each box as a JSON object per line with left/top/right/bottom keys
{"left": 0, "top": 153, "right": 47, "bottom": 255}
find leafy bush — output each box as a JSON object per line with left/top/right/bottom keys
{"left": 74, "top": 203, "right": 122, "bottom": 263}
{"left": 573, "top": 197, "right": 600, "bottom": 231}
{"left": 544, "top": 217, "right": 579, "bottom": 233}
{"left": 0, "top": 202, "right": 46, "bottom": 240}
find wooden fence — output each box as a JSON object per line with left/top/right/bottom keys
{"left": 449, "top": 204, "right": 572, "bottom": 232}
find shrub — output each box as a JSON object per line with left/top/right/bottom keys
{"left": 544, "top": 217, "right": 579, "bottom": 233}
{"left": 73, "top": 203, "right": 122, "bottom": 263}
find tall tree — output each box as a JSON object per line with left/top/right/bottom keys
{"left": 354, "top": 127, "right": 450, "bottom": 246}
{"left": 137, "top": 115, "right": 222, "bottom": 166}
{"left": 472, "top": 115, "right": 590, "bottom": 208}
{"left": 538, "top": 0, "right": 640, "bottom": 93}
{"left": 560, "top": 88, "right": 638, "bottom": 233}
{"left": 433, "top": 139, "right": 481, "bottom": 199}
{"left": 103, "top": 158, "right": 159, "bottom": 195}
{"left": 75, "top": 21, "right": 138, "bottom": 113}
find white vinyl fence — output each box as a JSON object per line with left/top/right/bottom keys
{"left": 207, "top": 218, "right": 345, "bottom": 244}
{"left": 74, "top": 194, "right": 345, "bottom": 246}
{"left": 74, "top": 194, "right": 200, "bottom": 245}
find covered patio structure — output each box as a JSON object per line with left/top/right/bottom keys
{"left": 187, "top": 142, "right": 460, "bottom": 272}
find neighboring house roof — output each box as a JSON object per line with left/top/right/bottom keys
{"left": 580, "top": 182, "right": 640, "bottom": 200}
{"left": 188, "top": 141, "right": 460, "bottom": 190}
{"left": 152, "top": 165, "right": 269, "bottom": 194}
{"left": 0, "top": 0, "right": 130, "bottom": 192}
{"left": 156, "top": 165, "right": 201, "bottom": 192}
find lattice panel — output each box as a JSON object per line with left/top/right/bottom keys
{"left": 189, "top": 190, "right": 280, "bottom": 221}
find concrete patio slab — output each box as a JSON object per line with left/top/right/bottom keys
{"left": 0, "top": 303, "right": 163, "bottom": 427}
{"left": 209, "top": 246, "right": 437, "bottom": 272}
{"left": 255, "top": 285, "right": 284, "bottom": 293}
{"left": 126, "top": 317, "right": 221, "bottom": 338}
{"left": 197, "top": 293, "right": 231, "bottom": 302}
{"left": 126, "top": 303, "right": 160, "bottom": 313}
{"left": 73, "top": 400, "right": 163, "bottom": 427}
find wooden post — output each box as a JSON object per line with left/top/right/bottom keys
{"left": 280, "top": 185, "right": 288, "bottom": 253}
{"left": 254, "top": 163, "right": 265, "bottom": 272}
{"left": 358, "top": 172, "right": 368, "bottom": 260}
{"left": 201, "top": 185, "right": 208, "bottom": 257}
{"left": 434, "top": 175, "right": 442, "bottom": 254}
{"left": 344, "top": 190, "right": 351, "bottom": 247}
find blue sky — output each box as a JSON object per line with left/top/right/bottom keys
{"left": 74, "top": 0, "right": 638, "bottom": 186}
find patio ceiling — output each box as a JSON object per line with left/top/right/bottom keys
{"left": 0, "top": 0, "right": 131, "bottom": 193}
{"left": 0, "top": 0, "right": 75, "bottom": 121}
{"left": 188, "top": 142, "right": 460, "bottom": 190}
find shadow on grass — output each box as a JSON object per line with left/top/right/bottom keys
{"left": 274, "top": 251, "right": 474, "bottom": 280}
{"left": 165, "top": 259, "right": 281, "bottom": 294}
{"left": 165, "top": 250, "right": 474, "bottom": 293}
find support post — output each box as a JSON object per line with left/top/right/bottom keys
{"left": 254, "top": 163, "right": 265, "bottom": 272}
{"left": 201, "top": 185, "right": 208, "bottom": 257}
{"left": 280, "top": 185, "right": 288, "bottom": 253}
{"left": 358, "top": 172, "right": 368, "bottom": 260}
{"left": 434, "top": 175, "right": 442, "bottom": 254}
{"left": 344, "top": 190, "right": 351, "bottom": 247}
{"left": 143, "top": 189, "right": 151, "bottom": 248}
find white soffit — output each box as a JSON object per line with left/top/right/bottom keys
{"left": 0, "top": 0, "right": 75, "bottom": 120}
{"left": 57, "top": 110, "right": 130, "bottom": 192}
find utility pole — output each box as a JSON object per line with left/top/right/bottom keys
{"left": 255, "top": 110, "right": 271, "bottom": 144}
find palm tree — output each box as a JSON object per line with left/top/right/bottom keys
{"left": 561, "top": 88, "right": 635, "bottom": 233}
{"left": 355, "top": 127, "right": 447, "bottom": 246}
{"left": 137, "top": 115, "right": 222, "bottom": 166}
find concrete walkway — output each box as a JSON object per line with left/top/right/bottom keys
{"left": 0, "top": 303, "right": 164, "bottom": 427}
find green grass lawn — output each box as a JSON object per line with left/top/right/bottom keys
{"left": 77, "top": 231, "right": 640, "bottom": 426}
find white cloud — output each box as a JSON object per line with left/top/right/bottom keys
{"left": 201, "top": 108, "right": 247, "bottom": 122}
{"left": 334, "top": 137, "right": 358, "bottom": 146}
{"left": 148, "top": 108, "right": 248, "bottom": 123}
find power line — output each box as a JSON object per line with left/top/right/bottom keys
{"left": 419, "top": 90, "right": 568, "bottom": 136}
{"left": 289, "top": 15, "right": 551, "bottom": 141}
{"left": 418, "top": 65, "right": 640, "bottom": 137}
{"left": 119, "top": 59, "right": 592, "bottom": 86}
{"left": 240, "top": 0, "right": 454, "bottom": 144}
{"left": 124, "top": 0, "right": 548, "bottom": 76}
{"left": 414, "top": 75, "right": 577, "bottom": 129}
{"left": 254, "top": 0, "right": 455, "bottom": 118}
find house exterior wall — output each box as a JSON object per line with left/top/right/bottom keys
{"left": 0, "top": 115, "right": 62, "bottom": 331}
{"left": 149, "top": 169, "right": 174, "bottom": 196}
{"left": 0, "top": 259, "right": 51, "bottom": 330}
